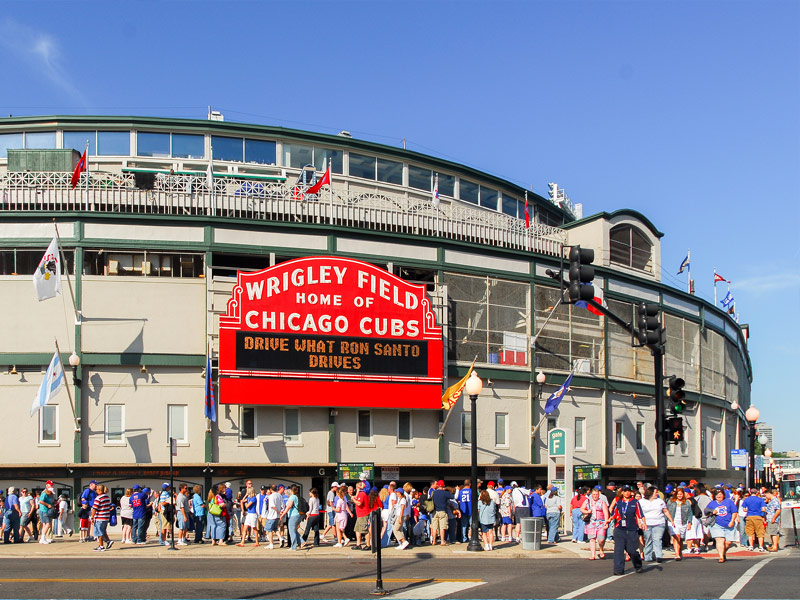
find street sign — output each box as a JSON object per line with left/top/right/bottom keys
{"left": 755, "top": 455, "right": 764, "bottom": 472}
{"left": 170, "top": 438, "right": 177, "bottom": 457}
{"left": 575, "top": 464, "right": 602, "bottom": 481}
{"left": 549, "top": 428, "right": 566, "bottom": 457}
{"left": 380, "top": 466, "right": 399, "bottom": 481}
{"left": 338, "top": 462, "right": 375, "bottom": 482}
{"left": 731, "top": 449, "right": 748, "bottom": 468}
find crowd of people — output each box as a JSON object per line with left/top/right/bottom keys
{"left": 0, "top": 476, "right": 786, "bottom": 568}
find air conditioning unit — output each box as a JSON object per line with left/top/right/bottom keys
{"left": 573, "top": 358, "right": 591, "bottom": 374}
{"left": 108, "top": 260, "right": 119, "bottom": 275}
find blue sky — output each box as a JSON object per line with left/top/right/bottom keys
{"left": 1, "top": 1, "right": 797, "bottom": 449}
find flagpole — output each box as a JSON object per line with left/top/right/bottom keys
{"left": 713, "top": 268, "right": 717, "bottom": 305}
{"left": 686, "top": 249, "right": 691, "bottom": 294}
{"left": 53, "top": 219, "right": 81, "bottom": 324}
{"left": 84, "top": 140, "right": 89, "bottom": 211}
{"left": 328, "top": 157, "right": 333, "bottom": 226}
{"left": 531, "top": 295, "right": 564, "bottom": 348}
{"left": 54, "top": 338, "right": 81, "bottom": 431}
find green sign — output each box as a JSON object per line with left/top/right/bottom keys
{"left": 337, "top": 462, "right": 375, "bottom": 482}
{"left": 575, "top": 464, "right": 603, "bottom": 481}
{"left": 549, "top": 428, "right": 566, "bottom": 457}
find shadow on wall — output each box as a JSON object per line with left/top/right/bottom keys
{"left": 128, "top": 432, "right": 152, "bottom": 463}
{"left": 262, "top": 440, "right": 289, "bottom": 464}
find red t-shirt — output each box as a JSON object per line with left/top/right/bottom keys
{"left": 570, "top": 494, "right": 585, "bottom": 510}
{"left": 355, "top": 491, "right": 371, "bottom": 518}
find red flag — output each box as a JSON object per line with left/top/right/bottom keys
{"left": 71, "top": 150, "right": 87, "bottom": 189}
{"left": 524, "top": 192, "right": 530, "bottom": 228}
{"left": 306, "top": 167, "right": 330, "bottom": 196}
{"left": 714, "top": 273, "right": 728, "bottom": 283}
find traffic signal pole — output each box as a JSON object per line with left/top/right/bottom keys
{"left": 652, "top": 347, "right": 668, "bottom": 491}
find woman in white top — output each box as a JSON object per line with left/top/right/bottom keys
{"left": 119, "top": 489, "right": 133, "bottom": 543}
{"left": 640, "top": 486, "right": 674, "bottom": 563}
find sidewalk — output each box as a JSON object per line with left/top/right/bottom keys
{"left": 1, "top": 535, "right": 791, "bottom": 560}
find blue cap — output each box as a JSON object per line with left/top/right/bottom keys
{"left": 593, "top": 485, "right": 602, "bottom": 490}
{"left": 142, "top": 488, "right": 150, "bottom": 494}
{"left": 497, "top": 479, "right": 504, "bottom": 483}
{"left": 133, "top": 485, "right": 140, "bottom": 490}
{"left": 89, "top": 480, "right": 98, "bottom": 485}
{"left": 665, "top": 484, "right": 674, "bottom": 493}
{"left": 162, "top": 483, "right": 170, "bottom": 490}
{"left": 679, "top": 481, "right": 687, "bottom": 486}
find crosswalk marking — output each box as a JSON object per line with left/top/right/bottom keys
{"left": 719, "top": 557, "right": 775, "bottom": 599}
{"left": 390, "top": 581, "right": 487, "bottom": 599}
{"left": 557, "top": 572, "right": 633, "bottom": 599}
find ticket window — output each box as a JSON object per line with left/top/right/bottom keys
{"left": 111, "top": 487, "right": 125, "bottom": 507}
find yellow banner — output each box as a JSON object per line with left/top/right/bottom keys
{"left": 441, "top": 361, "right": 475, "bottom": 410}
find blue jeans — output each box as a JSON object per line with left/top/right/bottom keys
{"left": 460, "top": 513, "right": 472, "bottom": 543}
{"left": 288, "top": 514, "right": 302, "bottom": 549}
{"left": 210, "top": 514, "right": 226, "bottom": 540}
{"left": 546, "top": 512, "right": 561, "bottom": 543}
{"left": 3, "top": 511, "right": 20, "bottom": 543}
{"left": 643, "top": 524, "right": 665, "bottom": 561}
{"left": 132, "top": 517, "right": 146, "bottom": 543}
{"left": 571, "top": 508, "right": 585, "bottom": 541}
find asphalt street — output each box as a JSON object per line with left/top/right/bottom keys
{"left": 0, "top": 553, "right": 797, "bottom": 599}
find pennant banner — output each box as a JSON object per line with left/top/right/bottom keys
{"left": 441, "top": 360, "right": 475, "bottom": 410}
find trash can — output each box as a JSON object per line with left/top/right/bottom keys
{"left": 521, "top": 517, "right": 543, "bottom": 551}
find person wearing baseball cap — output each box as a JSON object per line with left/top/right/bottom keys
{"left": 606, "top": 484, "right": 645, "bottom": 575}
{"left": 427, "top": 479, "right": 454, "bottom": 546}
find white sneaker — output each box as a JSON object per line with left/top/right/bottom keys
{"left": 398, "top": 540, "right": 409, "bottom": 550}
{"left": 334, "top": 542, "right": 343, "bottom": 548}
{"left": 267, "top": 543, "right": 274, "bottom": 549}
{"left": 343, "top": 537, "right": 350, "bottom": 547}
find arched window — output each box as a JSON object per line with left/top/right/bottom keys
{"left": 609, "top": 224, "right": 652, "bottom": 272}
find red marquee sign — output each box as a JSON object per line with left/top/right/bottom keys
{"left": 219, "top": 257, "right": 443, "bottom": 409}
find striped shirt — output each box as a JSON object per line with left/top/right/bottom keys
{"left": 92, "top": 494, "right": 112, "bottom": 521}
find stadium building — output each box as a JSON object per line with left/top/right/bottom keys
{"left": 0, "top": 115, "right": 753, "bottom": 502}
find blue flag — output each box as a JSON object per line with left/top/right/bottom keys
{"left": 720, "top": 291, "right": 734, "bottom": 308}
{"left": 30, "top": 351, "right": 65, "bottom": 416}
{"left": 677, "top": 255, "right": 690, "bottom": 275}
{"left": 544, "top": 373, "right": 573, "bottom": 414}
{"left": 204, "top": 354, "right": 217, "bottom": 423}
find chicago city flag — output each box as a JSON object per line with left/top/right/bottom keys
{"left": 31, "top": 352, "right": 65, "bottom": 416}
{"left": 33, "top": 237, "right": 62, "bottom": 301}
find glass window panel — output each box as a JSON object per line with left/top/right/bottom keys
{"left": 241, "top": 407, "right": 255, "bottom": 441}
{"left": 105, "top": 405, "right": 124, "bottom": 442}
{"left": 480, "top": 186, "right": 498, "bottom": 210}
{"left": 172, "top": 133, "right": 204, "bottom": 159}
{"left": 495, "top": 413, "right": 507, "bottom": 447}
{"left": 315, "top": 148, "right": 343, "bottom": 173}
{"left": 97, "top": 131, "right": 130, "bottom": 156}
{"left": 283, "top": 143, "right": 313, "bottom": 168}
{"left": 25, "top": 131, "right": 56, "bottom": 149}
{"left": 398, "top": 411, "right": 411, "bottom": 443}
{"left": 41, "top": 405, "right": 57, "bottom": 442}
{"left": 63, "top": 131, "right": 95, "bottom": 154}
{"left": 210, "top": 135, "right": 243, "bottom": 162}
{"left": 285, "top": 408, "right": 300, "bottom": 442}
{"left": 349, "top": 153, "right": 376, "bottom": 179}
{"left": 358, "top": 410, "right": 372, "bottom": 443}
{"left": 502, "top": 195, "right": 519, "bottom": 218}
{"left": 377, "top": 158, "right": 402, "bottom": 184}
{"left": 245, "top": 138, "right": 276, "bottom": 165}
{"left": 0, "top": 132, "right": 24, "bottom": 158}
{"left": 137, "top": 132, "right": 170, "bottom": 157}
{"left": 460, "top": 180, "right": 479, "bottom": 204}
{"left": 408, "top": 165, "right": 432, "bottom": 191}
{"left": 461, "top": 412, "right": 472, "bottom": 445}
{"left": 615, "top": 421, "right": 624, "bottom": 450}
{"left": 168, "top": 405, "right": 187, "bottom": 443}
{"left": 636, "top": 423, "right": 644, "bottom": 450}
{"left": 547, "top": 417, "right": 557, "bottom": 432}
{"left": 436, "top": 173, "right": 455, "bottom": 197}
{"left": 575, "top": 417, "right": 585, "bottom": 449}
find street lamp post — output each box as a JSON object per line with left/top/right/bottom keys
{"left": 536, "top": 371, "right": 546, "bottom": 399}
{"left": 745, "top": 406, "right": 760, "bottom": 489}
{"left": 465, "top": 371, "right": 483, "bottom": 552}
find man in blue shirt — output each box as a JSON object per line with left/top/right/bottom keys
{"left": 3, "top": 487, "right": 21, "bottom": 543}
{"left": 130, "top": 485, "right": 148, "bottom": 545}
{"left": 742, "top": 490, "right": 767, "bottom": 551}
{"left": 429, "top": 480, "right": 454, "bottom": 546}
{"left": 80, "top": 481, "right": 98, "bottom": 540}
{"left": 458, "top": 480, "right": 472, "bottom": 543}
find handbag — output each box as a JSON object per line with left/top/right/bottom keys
{"left": 110, "top": 505, "right": 117, "bottom": 527}
{"left": 47, "top": 507, "right": 58, "bottom": 519}
{"left": 582, "top": 511, "right": 592, "bottom": 523}
{"left": 208, "top": 499, "right": 222, "bottom": 516}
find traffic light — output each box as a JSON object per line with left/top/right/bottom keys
{"left": 568, "top": 246, "right": 595, "bottom": 303}
{"left": 636, "top": 302, "right": 661, "bottom": 347}
{"left": 667, "top": 376, "right": 686, "bottom": 415}
{"left": 665, "top": 416, "right": 684, "bottom": 444}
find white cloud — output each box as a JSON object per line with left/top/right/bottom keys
{"left": 0, "top": 18, "right": 88, "bottom": 106}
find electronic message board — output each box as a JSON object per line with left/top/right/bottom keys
{"left": 218, "top": 257, "right": 444, "bottom": 408}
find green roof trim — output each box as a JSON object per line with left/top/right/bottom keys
{"left": 562, "top": 209, "right": 664, "bottom": 238}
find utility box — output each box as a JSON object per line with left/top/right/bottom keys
{"left": 7, "top": 149, "right": 81, "bottom": 172}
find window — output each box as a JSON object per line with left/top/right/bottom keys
{"left": 0, "top": 249, "right": 73, "bottom": 276}
{"left": 408, "top": 165, "right": 432, "bottom": 191}
{"left": 398, "top": 411, "right": 412, "bottom": 445}
{"left": 167, "top": 404, "right": 188, "bottom": 444}
{"left": 240, "top": 407, "right": 256, "bottom": 442}
{"left": 357, "top": 410, "right": 372, "bottom": 444}
{"left": 479, "top": 186, "right": 497, "bottom": 210}
{"left": 315, "top": 148, "right": 343, "bottom": 173}
{"left": 635, "top": 422, "right": 645, "bottom": 452}
{"left": 377, "top": 158, "right": 402, "bottom": 184}
{"left": 97, "top": 131, "right": 130, "bottom": 155}
{"left": 25, "top": 131, "right": 56, "bottom": 149}
{"left": 83, "top": 250, "right": 203, "bottom": 278}
{"left": 609, "top": 224, "right": 653, "bottom": 272}
{"left": 460, "top": 179, "right": 479, "bottom": 204}
{"left": 574, "top": 417, "right": 586, "bottom": 450}
{"left": 0, "top": 132, "right": 24, "bottom": 158}
{"left": 104, "top": 405, "right": 125, "bottom": 444}
{"left": 502, "top": 195, "right": 519, "bottom": 218}
{"left": 171, "top": 133, "right": 204, "bottom": 159}
{"left": 39, "top": 405, "right": 57, "bottom": 443}
{"left": 64, "top": 131, "right": 95, "bottom": 154}
{"left": 701, "top": 429, "right": 706, "bottom": 456}
{"left": 495, "top": 413, "right": 508, "bottom": 448}
{"left": 615, "top": 421, "right": 625, "bottom": 451}
{"left": 245, "top": 138, "right": 276, "bottom": 165}
{"left": 711, "top": 430, "right": 718, "bottom": 458}
{"left": 436, "top": 172, "right": 455, "bottom": 197}
{"left": 211, "top": 135, "right": 243, "bottom": 162}
{"left": 547, "top": 417, "right": 557, "bottom": 432}
{"left": 283, "top": 143, "right": 313, "bottom": 168}
{"left": 349, "top": 152, "right": 376, "bottom": 179}
{"left": 137, "top": 132, "right": 170, "bottom": 157}
{"left": 284, "top": 408, "right": 300, "bottom": 443}
{"left": 461, "top": 412, "right": 472, "bottom": 445}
